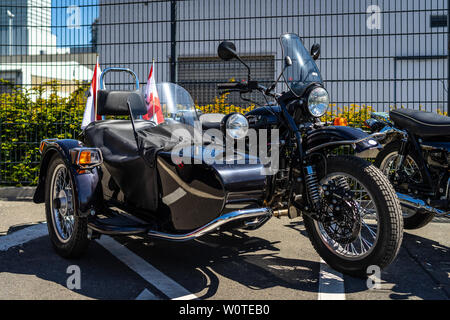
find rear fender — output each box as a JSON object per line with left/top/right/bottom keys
{"left": 305, "top": 126, "right": 382, "bottom": 154}
{"left": 33, "top": 139, "right": 102, "bottom": 217}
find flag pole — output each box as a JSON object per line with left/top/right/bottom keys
{"left": 95, "top": 55, "right": 99, "bottom": 120}
{"left": 152, "top": 59, "right": 155, "bottom": 119}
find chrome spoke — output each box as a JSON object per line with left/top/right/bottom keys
{"left": 51, "top": 164, "right": 75, "bottom": 243}
{"left": 362, "top": 221, "right": 377, "bottom": 239}
{"left": 361, "top": 236, "right": 373, "bottom": 251}
{"left": 315, "top": 172, "right": 380, "bottom": 261}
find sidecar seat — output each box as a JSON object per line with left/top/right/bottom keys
{"left": 83, "top": 90, "right": 155, "bottom": 163}
{"left": 97, "top": 89, "right": 147, "bottom": 117}
{"left": 83, "top": 90, "right": 160, "bottom": 210}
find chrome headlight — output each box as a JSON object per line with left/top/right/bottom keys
{"left": 308, "top": 87, "right": 329, "bottom": 117}
{"left": 225, "top": 113, "right": 249, "bottom": 140}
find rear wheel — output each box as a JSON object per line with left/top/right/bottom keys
{"left": 375, "top": 141, "right": 435, "bottom": 229}
{"left": 303, "top": 156, "right": 403, "bottom": 278}
{"left": 45, "top": 154, "right": 90, "bottom": 258}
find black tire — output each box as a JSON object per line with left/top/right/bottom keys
{"left": 303, "top": 156, "right": 403, "bottom": 278}
{"left": 374, "top": 141, "right": 435, "bottom": 230}
{"left": 45, "top": 154, "right": 90, "bottom": 258}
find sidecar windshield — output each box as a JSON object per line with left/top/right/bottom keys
{"left": 280, "top": 33, "right": 323, "bottom": 97}
{"left": 141, "top": 82, "right": 199, "bottom": 126}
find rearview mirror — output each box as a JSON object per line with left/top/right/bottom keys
{"left": 284, "top": 56, "right": 292, "bottom": 67}
{"left": 310, "top": 43, "right": 321, "bottom": 60}
{"left": 218, "top": 41, "right": 238, "bottom": 61}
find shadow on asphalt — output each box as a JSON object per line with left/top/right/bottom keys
{"left": 118, "top": 228, "right": 321, "bottom": 299}
{"left": 344, "top": 231, "right": 449, "bottom": 300}
{"left": 0, "top": 228, "right": 148, "bottom": 300}
{"left": 287, "top": 220, "right": 449, "bottom": 299}
{"left": 1, "top": 221, "right": 449, "bottom": 300}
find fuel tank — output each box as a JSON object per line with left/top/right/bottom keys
{"left": 245, "top": 106, "right": 282, "bottom": 129}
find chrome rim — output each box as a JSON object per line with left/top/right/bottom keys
{"left": 379, "top": 151, "right": 422, "bottom": 218}
{"left": 313, "top": 173, "right": 380, "bottom": 261}
{"left": 50, "top": 164, "right": 75, "bottom": 243}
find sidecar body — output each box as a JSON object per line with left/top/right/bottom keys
{"left": 33, "top": 68, "right": 271, "bottom": 241}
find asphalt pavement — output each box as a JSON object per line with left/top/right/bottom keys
{"left": 0, "top": 200, "right": 448, "bottom": 300}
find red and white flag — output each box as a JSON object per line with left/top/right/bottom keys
{"left": 143, "top": 61, "right": 164, "bottom": 124}
{"left": 81, "top": 57, "right": 102, "bottom": 129}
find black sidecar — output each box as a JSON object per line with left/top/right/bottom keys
{"left": 33, "top": 69, "right": 271, "bottom": 257}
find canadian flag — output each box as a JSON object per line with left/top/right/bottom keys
{"left": 81, "top": 57, "right": 102, "bottom": 129}
{"left": 143, "top": 61, "right": 164, "bottom": 124}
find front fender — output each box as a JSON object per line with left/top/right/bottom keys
{"left": 305, "top": 126, "right": 382, "bottom": 154}
{"left": 33, "top": 139, "right": 102, "bottom": 217}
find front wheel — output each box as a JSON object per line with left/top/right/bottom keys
{"left": 303, "top": 156, "right": 403, "bottom": 278}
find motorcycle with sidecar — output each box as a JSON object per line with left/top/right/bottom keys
{"left": 33, "top": 33, "right": 403, "bottom": 277}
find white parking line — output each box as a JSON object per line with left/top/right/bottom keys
{"left": 1, "top": 224, "right": 197, "bottom": 300}
{"left": 135, "top": 288, "right": 160, "bottom": 300}
{"left": 318, "top": 259, "right": 345, "bottom": 300}
{"left": 96, "top": 236, "right": 198, "bottom": 300}
{"left": 0, "top": 223, "right": 47, "bottom": 251}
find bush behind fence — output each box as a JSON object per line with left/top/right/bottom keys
{"left": 2, "top": 80, "right": 446, "bottom": 186}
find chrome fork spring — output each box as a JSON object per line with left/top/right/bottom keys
{"left": 305, "top": 166, "right": 321, "bottom": 205}
{"left": 336, "top": 176, "right": 350, "bottom": 190}
{"left": 445, "top": 178, "right": 450, "bottom": 200}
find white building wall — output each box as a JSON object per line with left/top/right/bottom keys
{"left": 0, "top": 61, "right": 93, "bottom": 98}
{"left": 98, "top": 0, "right": 449, "bottom": 112}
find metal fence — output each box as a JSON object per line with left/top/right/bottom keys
{"left": 0, "top": 0, "right": 449, "bottom": 185}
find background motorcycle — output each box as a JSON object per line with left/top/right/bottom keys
{"left": 366, "top": 110, "right": 450, "bottom": 229}
{"left": 214, "top": 33, "right": 403, "bottom": 277}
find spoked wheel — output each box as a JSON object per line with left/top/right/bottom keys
{"left": 314, "top": 173, "right": 380, "bottom": 261}
{"left": 375, "top": 141, "right": 435, "bottom": 229}
{"left": 45, "top": 154, "right": 89, "bottom": 258}
{"left": 303, "top": 156, "right": 403, "bottom": 277}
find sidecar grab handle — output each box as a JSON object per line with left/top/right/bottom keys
{"left": 99, "top": 67, "right": 140, "bottom": 91}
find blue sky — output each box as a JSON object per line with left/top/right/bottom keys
{"left": 51, "top": 0, "right": 99, "bottom": 48}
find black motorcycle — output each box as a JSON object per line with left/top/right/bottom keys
{"left": 213, "top": 33, "right": 403, "bottom": 276}
{"left": 366, "top": 109, "right": 450, "bottom": 229}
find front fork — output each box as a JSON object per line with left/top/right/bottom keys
{"left": 278, "top": 101, "right": 346, "bottom": 220}
{"left": 394, "top": 134, "right": 409, "bottom": 178}
{"left": 392, "top": 130, "right": 435, "bottom": 193}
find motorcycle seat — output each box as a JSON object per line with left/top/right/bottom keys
{"left": 389, "top": 109, "right": 450, "bottom": 138}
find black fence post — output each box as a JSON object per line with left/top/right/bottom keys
{"left": 448, "top": 0, "right": 450, "bottom": 115}
{"left": 170, "top": 0, "right": 177, "bottom": 83}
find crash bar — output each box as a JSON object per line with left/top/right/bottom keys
{"left": 147, "top": 207, "right": 273, "bottom": 241}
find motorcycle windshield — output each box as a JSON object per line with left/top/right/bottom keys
{"left": 280, "top": 33, "right": 323, "bottom": 96}
{"left": 140, "top": 82, "right": 199, "bottom": 126}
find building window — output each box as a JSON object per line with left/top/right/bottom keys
{"left": 177, "top": 55, "right": 275, "bottom": 107}
{"left": 430, "top": 15, "right": 447, "bottom": 28}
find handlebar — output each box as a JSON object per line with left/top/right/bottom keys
{"left": 217, "top": 81, "right": 267, "bottom": 94}
{"left": 217, "top": 82, "right": 248, "bottom": 90}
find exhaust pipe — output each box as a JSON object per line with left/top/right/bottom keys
{"left": 397, "top": 193, "right": 449, "bottom": 218}
{"left": 147, "top": 208, "right": 273, "bottom": 241}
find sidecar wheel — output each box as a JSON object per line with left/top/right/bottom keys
{"left": 45, "top": 154, "right": 89, "bottom": 258}
{"left": 303, "top": 156, "right": 403, "bottom": 278}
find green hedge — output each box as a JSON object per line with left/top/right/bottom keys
{"left": 0, "top": 79, "right": 88, "bottom": 185}
{"left": 0, "top": 79, "right": 374, "bottom": 186}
